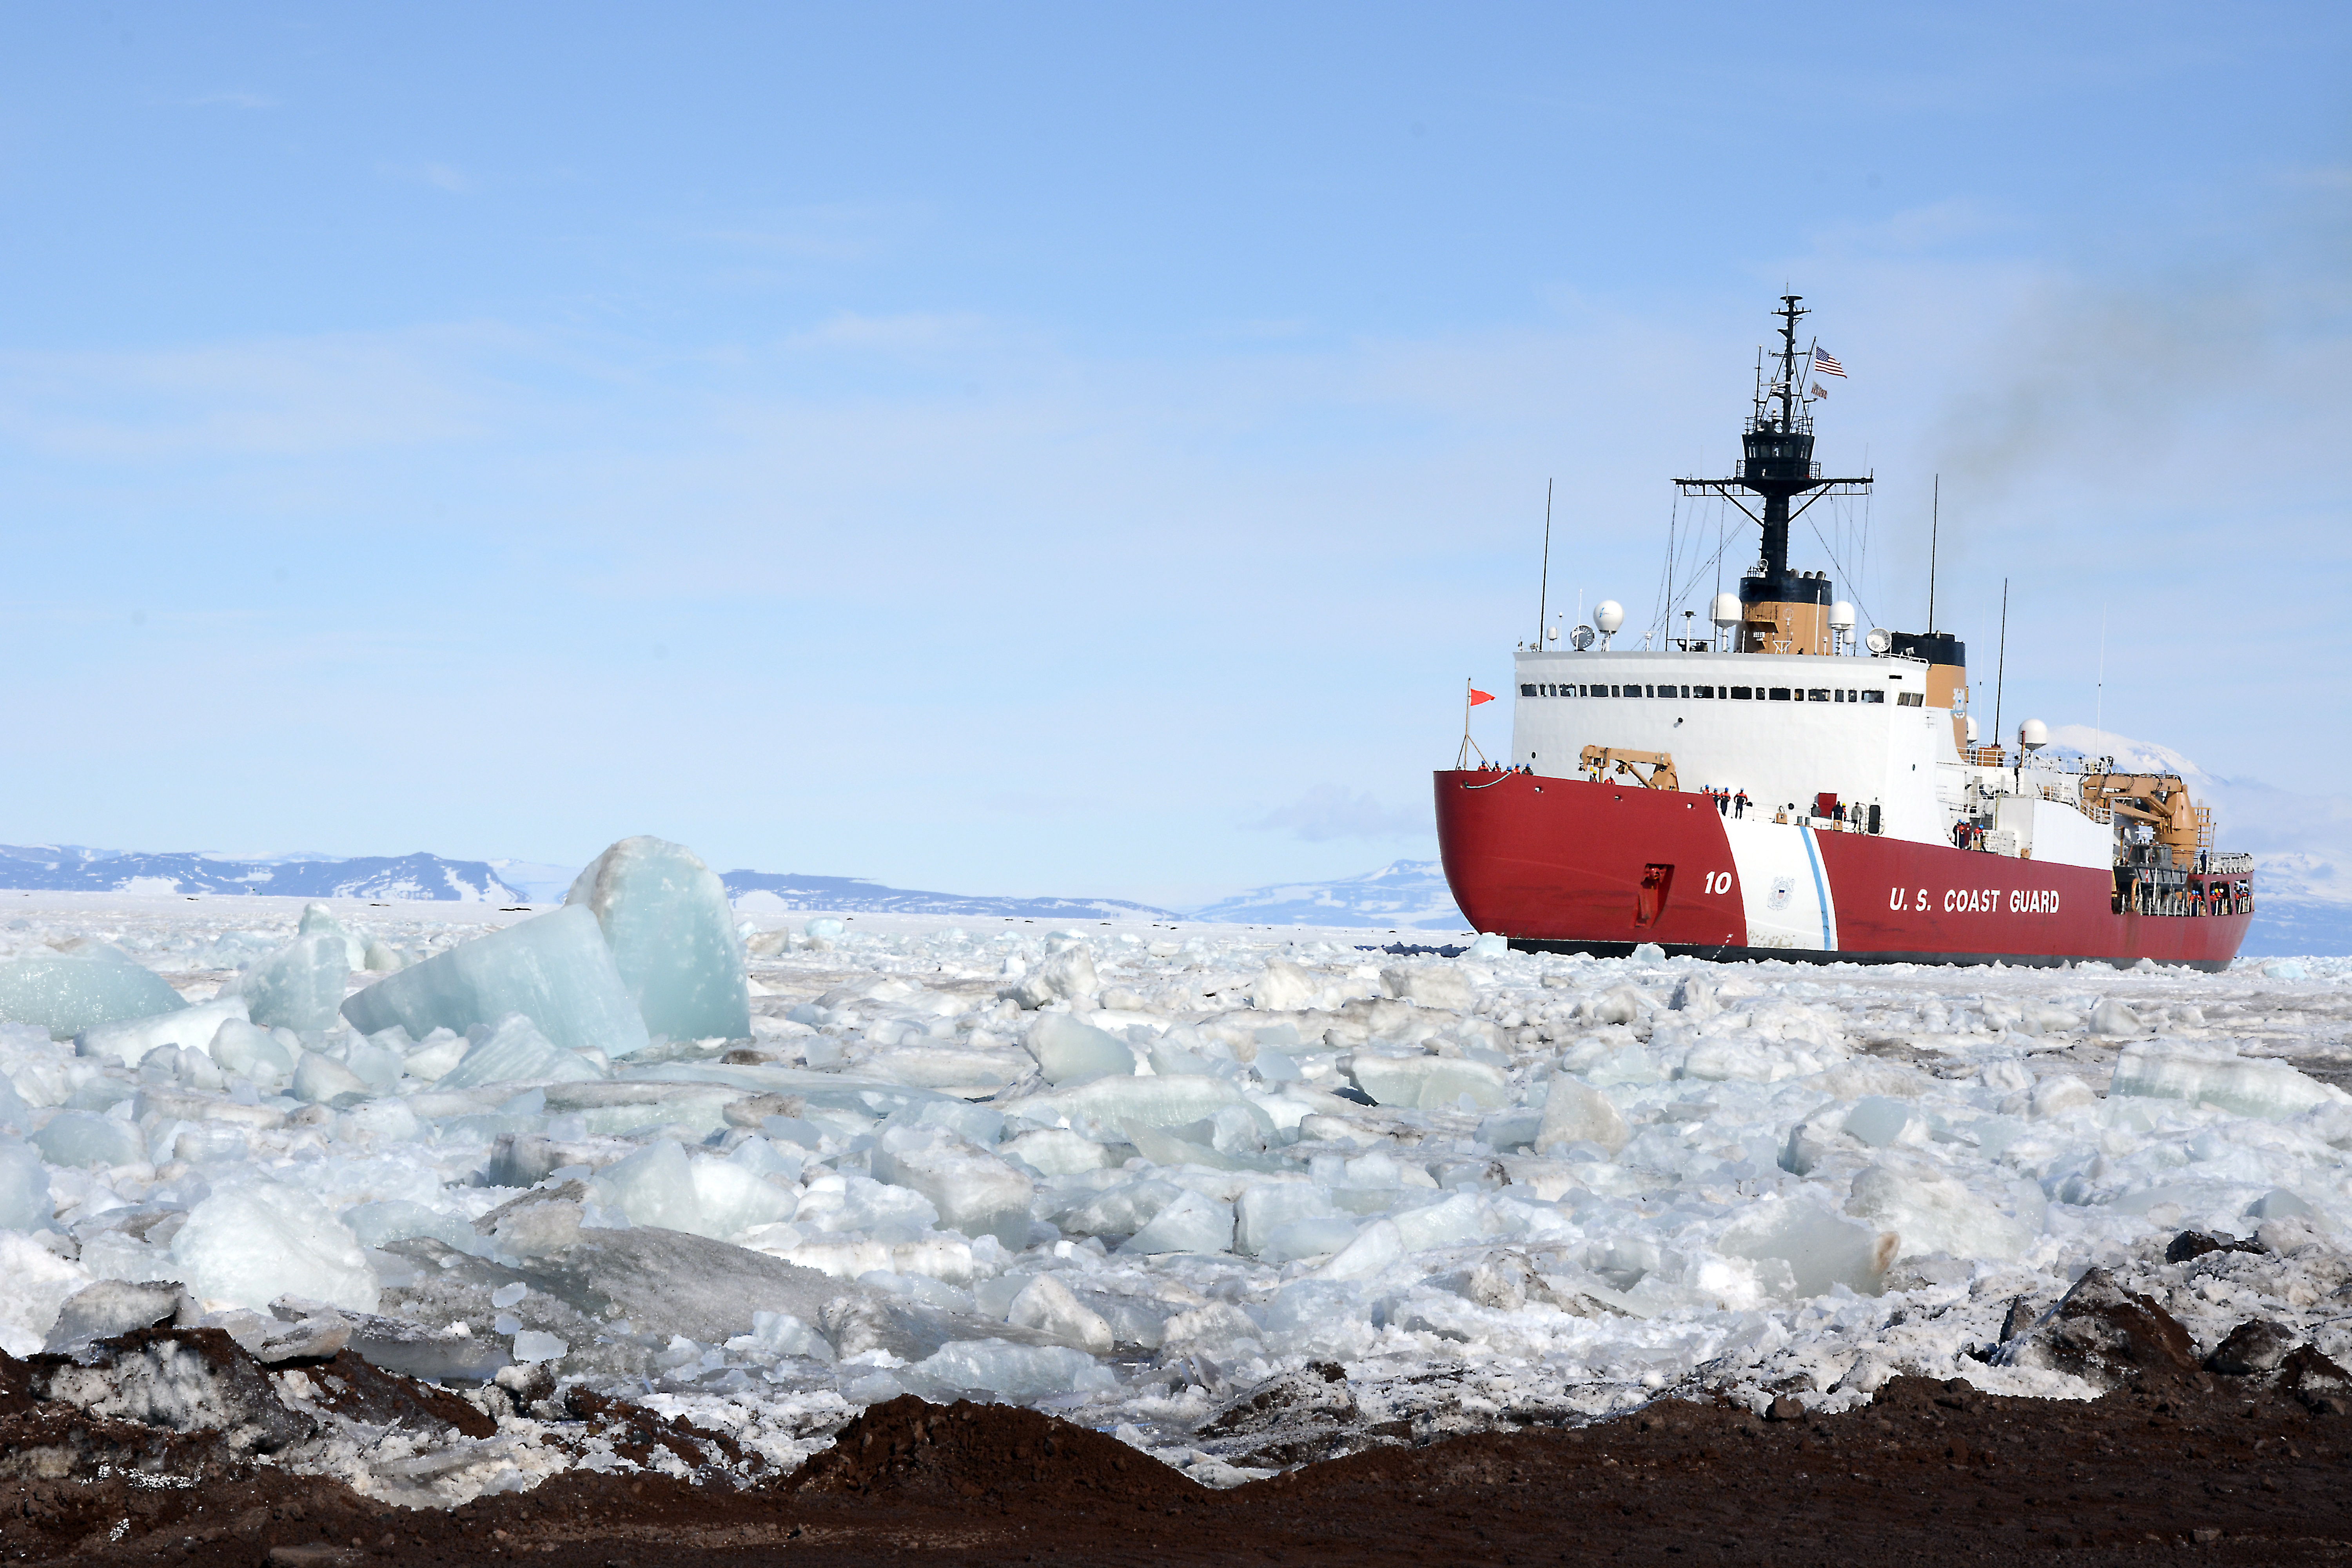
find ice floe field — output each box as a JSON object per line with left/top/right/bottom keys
{"left": 0, "top": 837, "right": 2348, "bottom": 1508}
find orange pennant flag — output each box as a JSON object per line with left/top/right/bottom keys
{"left": 1468, "top": 687, "right": 1495, "bottom": 706}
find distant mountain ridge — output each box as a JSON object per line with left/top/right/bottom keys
{"left": 1188, "top": 859, "right": 1470, "bottom": 931}
{"left": 721, "top": 869, "right": 1177, "bottom": 922}
{"left": 0, "top": 845, "right": 524, "bottom": 903}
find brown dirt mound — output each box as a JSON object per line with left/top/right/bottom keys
{"left": 788, "top": 1394, "right": 1201, "bottom": 1507}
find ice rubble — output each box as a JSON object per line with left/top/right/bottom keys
{"left": 0, "top": 865, "right": 2348, "bottom": 1499}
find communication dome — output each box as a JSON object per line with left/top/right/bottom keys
{"left": 1594, "top": 600, "right": 1624, "bottom": 633}
{"left": 1710, "top": 592, "right": 1740, "bottom": 627}
{"left": 1829, "top": 601, "right": 1856, "bottom": 631}
{"left": 1965, "top": 716, "right": 1980, "bottom": 743}
{"left": 2020, "top": 719, "right": 2049, "bottom": 751}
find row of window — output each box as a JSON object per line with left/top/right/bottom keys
{"left": 1520, "top": 682, "right": 1892, "bottom": 704}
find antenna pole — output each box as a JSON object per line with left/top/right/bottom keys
{"left": 1927, "top": 474, "right": 1940, "bottom": 633}
{"left": 1994, "top": 577, "right": 2009, "bottom": 763}
{"left": 1537, "top": 480, "right": 1553, "bottom": 650}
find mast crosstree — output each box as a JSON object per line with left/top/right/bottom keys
{"left": 1673, "top": 295, "right": 1872, "bottom": 654}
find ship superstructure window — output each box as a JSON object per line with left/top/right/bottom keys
{"left": 1521, "top": 684, "right": 1536, "bottom": 697}
{"left": 1897, "top": 691, "right": 1924, "bottom": 707}
{"left": 1730, "top": 686, "right": 1752, "bottom": 700}
{"left": 1860, "top": 690, "right": 1884, "bottom": 704}
{"left": 1808, "top": 688, "right": 1830, "bottom": 702}
{"left": 1693, "top": 685, "right": 1715, "bottom": 697}
{"left": 1769, "top": 687, "right": 1791, "bottom": 701}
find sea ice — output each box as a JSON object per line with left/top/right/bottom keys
{"left": 2109, "top": 1042, "right": 2344, "bottom": 1120}
{"left": 75, "top": 996, "right": 250, "bottom": 1068}
{"left": 169, "top": 1178, "right": 380, "bottom": 1314}
{"left": 239, "top": 932, "right": 352, "bottom": 1033}
{"left": 1120, "top": 1188, "right": 1233, "bottom": 1255}
{"left": 566, "top": 837, "right": 751, "bottom": 1043}
{"left": 1534, "top": 1073, "right": 1631, "bottom": 1154}
{"left": 0, "top": 946, "right": 183, "bottom": 1040}
{"left": 1026, "top": 1013, "right": 1135, "bottom": 1083}
{"left": 0, "top": 1138, "right": 55, "bottom": 1231}
{"left": 0, "top": 1230, "right": 89, "bottom": 1354}
{"left": 870, "top": 1126, "right": 1034, "bottom": 1250}
{"left": 207, "top": 1018, "right": 297, "bottom": 1089}
{"left": 341, "top": 906, "right": 651, "bottom": 1061}
{"left": 1005, "top": 1272, "right": 1114, "bottom": 1352}
{"left": 436, "top": 1013, "right": 606, "bottom": 1089}
{"left": 1348, "top": 1052, "right": 1507, "bottom": 1111}
{"left": 32, "top": 1109, "right": 146, "bottom": 1170}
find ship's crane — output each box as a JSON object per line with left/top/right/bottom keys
{"left": 2080, "top": 771, "right": 2209, "bottom": 865}
{"left": 1580, "top": 746, "right": 1680, "bottom": 791}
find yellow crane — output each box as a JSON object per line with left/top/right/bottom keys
{"left": 2080, "top": 771, "right": 2209, "bottom": 864}
{"left": 1580, "top": 746, "right": 1681, "bottom": 791}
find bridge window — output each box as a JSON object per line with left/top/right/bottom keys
{"left": 1769, "top": 687, "right": 1791, "bottom": 701}
{"left": 1897, "top": 691, "right": 1924, "bottom": 707}
{"left": 1807, "top": 688, "right": 1830, "bottom": 702}
{"left": 1521, "top": 684, "right": 1536, "bottom": 697}
{"left": 1693, "top": 685, "right": 1715, "bottom": 698}
{"left": 1860, "top": 690, "right": 1884, "bottom": 704}
{"left": 1730, "top": 686, "right": 1752, "bottom": 700}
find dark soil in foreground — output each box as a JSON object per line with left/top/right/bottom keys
{"left": 6, "top": 1373, "right": 2351, "bottom": 1567}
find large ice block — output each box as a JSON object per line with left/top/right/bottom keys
{"left": 436, "top": 1013, "right": 607, "bottom": 1089}
{"left": 0, "top": 947, "right": 184, "bottom": 1040}
{"left": 1535, "top": 1074, "right": 1631, "bottom": 1155}
{"left": 340, "top": 905, "right": 651, "bottom": 1061}
{"left": 871, "top": 1126, "right": 1035, "bottom": 1250}
{"left": 32, "top": 1110, "right": 146, "bottom": 1170}
{"left": 76, "top": 997, "right": 250, "bottom": 1069}
{"left": 1119, "top": 1188, "right": 1232, "bottom": 1255}
{"left": 2110, "top": 1043, "right": 2345, "bottom": 1121}
{"left": 1025, "top": 1013, "right": 1134, "bottom": 1084}
{"left": 0, "top": 1138, "right": 53, "bottom": 1231}
{"left": 1349, "top": 1052, "right": 1507, "bottom": 1111}
{"left": 566, "top": 837, "right": 750, "bottom": 1042}
{"left": 240, "top": 933, "right": 351, "bottom": 1033}
{"left": 169, "top": 1178, "right": 380, "bottom": 1314}
{"left": 1717, "top": 1194, "right": 1896, "bottom": 1298}
{"left": 207, "top": 1018, "right": 296, "bottom": 1090}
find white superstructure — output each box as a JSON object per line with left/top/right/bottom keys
{"left": 1507, "top": 646, "right": 2117, "bottom": 870}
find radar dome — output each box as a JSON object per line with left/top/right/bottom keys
{"left": 1965, "top": 716, "right": 1980, "bottom": 743}
{"left": 1710, "top": 592, "right": 1740, "bottom": 628}
{"left": 2020, "top": 719, "right": 2049, "bottom": 751}
{"left": 1594, "top": 600, "right": 1624, "bottom": 633}
{"left": 1829, "top": 601, "right": 1856, "bottom": 631}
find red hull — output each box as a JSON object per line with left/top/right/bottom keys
{"left": 1433, "top": 769, "right": 2251, "bottom": 970}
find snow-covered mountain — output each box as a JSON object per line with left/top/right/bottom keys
{"left": 723, "top": 869, "right": 1178, "bottom": 922}
{"left": 1185, "top": 859, "right": 1470, "bottom": 931}
{"left": 0, "top": 845, "right": 525, "bottom": 903}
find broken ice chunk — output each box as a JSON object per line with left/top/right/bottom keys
{"left": 291, "top": 1050, "right": 374, "bottom": 1108}
{"left": 1026, "top": 1013, "right": 1134, "bottom": 1084}
{"left": 32, "top": 1109, "right": 146, "bottom": 1170}
{"left": 340, "top": 904, "right": 651, "bottom": 1062}
{"left": 207, "top": 1018, "right": 296, "bottom": 1090}
{"left": 510, "top": 1329, "right": 568, "bottom": 1363}
{"left": 871, "top": 1126, "right": 1034, "bottom": 1250}
{"left": 1845, "top": 1152, "right": 2034, "bottom": 1261}
{"left": 566, "top": 837, "right": 751, "bottom": 1042}
{"left": 1535, "top": 1074, "right": 1631, "bottom": 1155}
{"left": 1717, "top": 1194, "right": 1896, "bottom": 1298}
{"left": 240, "top": 933, "right": 352, "bottom": 1033}
{"left": 1118, "top": 1188, "right": 1232, "bottom": 1255}
{"left": 1005, "top": 1272, "right": 1113, "bottom": 1352}
{"left": 169, "top": 1178, "right": 380, "bottom": 1314}
{"left": 1348, "top": 1053, "right": 1506, "bottom": 1111}
{"left": 436, "top": 1013, "right": 607, "bottom": 1089}
{"left": 1000, "top": 1128, "right": 1112, "bottom": 1176}
{"left": 76, "top": 996, "right": 250, "bottom": 1068}
{"left": 2109, "top": 1043, "right": 2345, "bottom": 1121}
{"left": 908, "top": 1339, "right": 1115, "bottom": 1401}
{"left": 1236, "top": 1182, "right": 1342, "bottom": 1258}
{"left": 0, "top": 946, "right": 184, "bottom": 1040}
{"left": 0, "top": 1138, "right": 54, "bottom": 1229}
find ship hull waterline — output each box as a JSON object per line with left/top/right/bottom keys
{"left": 1433, "top": 769, "right": 2251, "bottom": 971}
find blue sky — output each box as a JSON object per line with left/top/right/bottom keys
{"left": 0, "top": 3, "right": 2345, "bottom": 905}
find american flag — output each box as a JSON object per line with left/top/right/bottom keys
{"left": 1812, "top": 348, "right": 1847, "bottom": 378}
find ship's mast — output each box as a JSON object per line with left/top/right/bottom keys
{"left": 1675, "top": 295, "right": 1873, "bottom": 653}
